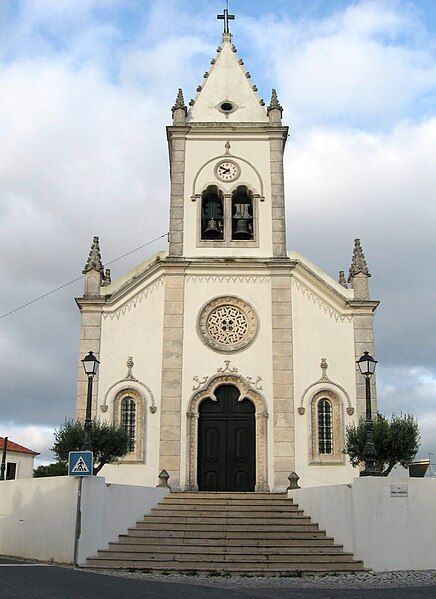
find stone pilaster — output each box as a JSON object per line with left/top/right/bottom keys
{"left": 269, "top": 129, "right": 288, "bottom": 258}
{"left": 75, "top": 301, "right": 104, "bottom": 421}
{"left": 351, "top": 308, "right": 378, "bottom": 420}
{"left": 167, "top": 127, "right": 189, "bottom": 257}
{"left": 271, "top": 269, "right": 295, "bottom": 490}
{"left": 159, "top": 267, "right": 186, "bottom": 489}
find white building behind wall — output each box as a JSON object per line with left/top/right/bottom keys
{"left": 0, "top": 437, "right": 39, "bottom": 480}
{"left": 74, "top": 27, "right": 379, "bottom": 491}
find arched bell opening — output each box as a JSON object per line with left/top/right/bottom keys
{"left": 231, "top": 185, "right": 254, "bottom": 240}
{"left": 201, "top": 185, "right": 224, "bottom": 240}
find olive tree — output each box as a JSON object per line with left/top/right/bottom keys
{"left": 345, "top": 413, "right": 420, "bottom": 476}
{"left": 52, "top": 419, "right": 129, "bottom": 475}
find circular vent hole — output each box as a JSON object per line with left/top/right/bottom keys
{"left": 220, "top": 102, "right": 234, "bottom": 112}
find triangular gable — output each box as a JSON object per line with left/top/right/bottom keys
{"left": 188, "top": 35, "right": 268, "bottom": 123}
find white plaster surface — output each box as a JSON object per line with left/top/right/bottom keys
{"left": 188, "top": 38, "right": 268, "bottom": 124}
{"left": 0, "top": 476, "right": 78, "bottom": 562}
{"left": 0, "top": 476, "right": 168, "bottom": 564}
{"left": 78, "top": 476, "right": 168, "bottom": 564}
{"left": 289, "top": 477, "right": 436, "bottom": 571}
{"left": 3, "top": 451, "right": 36, "bottom": 479}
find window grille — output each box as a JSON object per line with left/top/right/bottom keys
{"left": 318, "top": 399, "right": 332, "bottom": 454}
{"left": 121, "top": 396, "right": 136, "bottom": 452}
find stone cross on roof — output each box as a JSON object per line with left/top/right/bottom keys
{"left": 217, "top": 3, "right": 235, "bottom": 34}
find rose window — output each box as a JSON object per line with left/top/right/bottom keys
{"left": 198, "top": 297, "right": 258, "bottom": 352}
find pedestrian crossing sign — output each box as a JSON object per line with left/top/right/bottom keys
{"left": 68, "top": 451, "right": 93, "bottom": 476}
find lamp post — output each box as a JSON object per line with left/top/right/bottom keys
{"left": 356, "top": 351, "right": 381, "bottom": 477}
{"left": 81, "top": 351, "right": 100, "bottom": 451}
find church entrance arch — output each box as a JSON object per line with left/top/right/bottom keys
{"left": 198, "top": 385, "right": 255, "bottom": 491}
{"left": 186, "top": 374, "right": 269, "bottom": 492}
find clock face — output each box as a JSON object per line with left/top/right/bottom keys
{"left": 215, "top": 161, "right": 240, "bottom": 182}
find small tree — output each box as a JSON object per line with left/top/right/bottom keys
{"left": 345, "top": 413, "right": 420, "bottom": 476}
{"left": 33, "top": 462, "right": 68, "bottom": 477}
{"left": 52, "top": 419, "right": 129, "bottom": 475}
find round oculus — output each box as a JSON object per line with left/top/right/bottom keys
{"left": 215, "top": 160, "right": 240, "bottom": 182}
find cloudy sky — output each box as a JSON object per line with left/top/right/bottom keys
{"left": 0, "top": 0, "right": 435, "bottom": 466}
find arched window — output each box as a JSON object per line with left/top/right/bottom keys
{"left": 201, "top": 185, "right": 224, "bottom": 240}
{"left": 317, "top": 399, "right": 332, "bottom": 454}
{"left": 231, "top": 186, "right": 254, "bottom": 240}
{"left": 121, "top": 396, "right": 136, "bottom": 453}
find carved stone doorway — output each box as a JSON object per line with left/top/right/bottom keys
{"left": 197, "top": 385, "right": 255, "bottom": 491}
{"left": 186, "top": 373, "right": 269, "bottom": 492}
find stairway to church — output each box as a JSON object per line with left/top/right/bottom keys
{"left": 86, "top": 492, "right": 365, "bottom": 575}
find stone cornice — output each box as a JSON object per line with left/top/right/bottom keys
{"left": 75, "top": 297, "right": 106, "bottom": 311}
{"left": 347, "top": 299, "right": 380, "bottom": 313}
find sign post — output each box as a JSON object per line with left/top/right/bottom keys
{"left": 68, "top": 451, "right": 93, "bottom": 565}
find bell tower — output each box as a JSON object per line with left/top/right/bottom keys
{"left": 167, "top": 19, "right": 288, "bottom": 260}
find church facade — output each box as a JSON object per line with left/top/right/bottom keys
{"left": 75, "top": 29, "right": 379, "bottom": 492}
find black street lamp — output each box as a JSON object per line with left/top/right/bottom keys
{"left": 356, "top": 351, "right": 381, "bottom": 477}
{"left": 81, "top": 351, "right": 100, "bottom": 451}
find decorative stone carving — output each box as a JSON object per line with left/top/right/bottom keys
{"left": 157, "top": 469, "right": 171, "bottom": 489}
{"left": 193, "top": 360, "right": 263, "bottom": 391}
{"left": 186, "top": 372, "right": 269, "bottom": 492}
{"left": 113, "top": 387, "right": 145, "bottom": 463}
{"left": 83, "top": 236, "right": 104, "bottom": 274}
{"left": 338, "top": 270, "right": 348, "bottom": 288}
{"left": 298, "top": 358, "right": 354, "bottom": 416}
{"left": 198, "top": 296, "right": 258, "bottom": 353}
{"left": 287, "top": 472, "right": 300, "bottom": 490}
{"left": 101, "top": 356, "right": 157, "bottom": 414}
{"left": 267, "top": 88, "right": 283, "bottom": 112}
{"left": 291, "top": 279, "right": 352, "bottom": 323}
{"left": 348, "top": 238, "right": 371, "bottom": 281}
{"left": 102, "top": 277, "right": 163, "bottom": 320}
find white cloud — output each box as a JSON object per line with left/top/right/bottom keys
{"left": 0, "top": 422, "right": 55, "bottom": 461}
{"left": 243, "top": 0, "right": 436, "bottom": 128}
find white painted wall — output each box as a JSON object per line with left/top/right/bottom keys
{"left": 96, "top": 273, "right": 164, "bottom": 485}
{"left": 291, "top": 254, "right": 359, "bottom": 487}
{"left": 0, "top": 476, "right": 168, "bottom": 564}
{"left": 0, "top": 476, "right": 78, "bottom": 562}
{"left": 4, "top": 451, "right": 35, "bottom": 479}
{"left": 78, "top": 476, "right": 168, "bottom": 564}
{"left": 289, "top": 477, "right": 436, "bottom": 571}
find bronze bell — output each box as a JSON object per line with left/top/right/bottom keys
{"left": 233, "top": 218, "right": 251, "bottom": 239}
{"left": 204, "top": 218, "right": 221, "bottom": 238}
{"left": 233, "top": 203, "right": 252, "bottom": 239}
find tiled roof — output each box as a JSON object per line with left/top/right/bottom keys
{"left": 0, "top": 437, "right": 39, "bottom": 456}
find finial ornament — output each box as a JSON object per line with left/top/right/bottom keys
{"left": 348, "top": 238, "right": 370, "bottom": 282}
{"left": 267, "top": 89, "right": 283, "bottom": 114}
{"left": 83, "top": 236, "right": 104, "bottom": 274}
{"left": 171, "top": 88, "right": 187, "bottom": 114}
{"left": 338, "top": 270, "right": 348, "bottom": 288}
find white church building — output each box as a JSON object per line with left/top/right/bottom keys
{"left": 75, "top": 26, "right": 379, "bottom": 492}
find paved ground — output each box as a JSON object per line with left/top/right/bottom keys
{"left": 1, "top": 557, "right": 435, "bottom": 598}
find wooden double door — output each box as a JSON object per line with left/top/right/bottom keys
{"left": 197, "top": 385, "right": 255, "bottom": 491}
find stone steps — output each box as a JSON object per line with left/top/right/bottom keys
{"left": 107, "top": 544, "right": 347, "bottom": 555}
{"left": 126, "top": 529, "right": 331, "bottom": 540}
{"left": 86, "top": 492, "right": 365, "bottom": 574}
{"left": 117, "top": 535, "right": 336, "bottom": 545}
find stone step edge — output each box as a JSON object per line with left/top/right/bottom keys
{"left": 85, "top": 562, "right": 365, "bottom": 571}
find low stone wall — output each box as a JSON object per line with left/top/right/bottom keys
{"left": 0, "top": 476, "right": 168, "bottom": 564}
{"left": 289, "top": 477, "right": 436, "bottom": 571}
